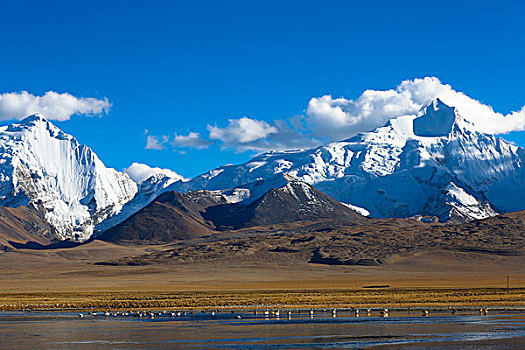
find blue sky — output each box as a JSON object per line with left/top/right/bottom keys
{"left": 0, "top": 0, "right": 524, "bottom": 177}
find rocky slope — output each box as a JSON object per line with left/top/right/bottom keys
{"left": 0, "top": 206, "right": 54, "bottom": 250}
{"left": 96, "top": 190, "right": 223, "bottom": 243}
{"left": 203, "top": 174, "right": 364, "bottom": 229}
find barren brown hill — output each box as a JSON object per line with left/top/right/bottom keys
{"left": 98, "top": 178, "right": 364, "bottom": 244}
{"left": 96, "top": 190, "right": 224, "bottom": 243}
{"left": 202, "top": 180, "right": 364, "bottom": 229}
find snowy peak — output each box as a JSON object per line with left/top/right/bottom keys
{"left": 215, "top": 173, "right": 325, "bottom": 206}
{"left": 94, "top": 164, "right": 187, "bottom": 235}
{"left": 0, "top": 114, "right": 142, "bottom": 241}
{"left": 6, "top": 114, "right": 74, "bottom": 142}
{"left": 13, "top": 113, "right": 46, "bottom": 126}
{"left": 442, "top": 182, "right": 497, "bottom": 222}
{"left": 3, "top": 96, "right": 523, "bottom": 243}
{"left": 11, "top": 113, "right": 48, "bottom": 127}
{"left": 413, "top": 98, "right": 461, "bottom": 137}
{"left": 277, "top": 175, "right": 332, "bottom": 206}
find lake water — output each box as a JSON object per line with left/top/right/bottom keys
{"left": 0, "top": 309, "right": 524, "bottom": 349}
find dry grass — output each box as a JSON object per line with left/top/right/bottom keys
{"left": 1, "top": 288, "right": 524, "bottom": 311}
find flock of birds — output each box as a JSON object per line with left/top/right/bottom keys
{"left": 77, "top": 307, "right": 491, "bottom": 319}
{"left": 256, "top": 308, "right": 376, "bottom": 318}
{"left": 78, "top": 310, "right": 194, "bottom": 318}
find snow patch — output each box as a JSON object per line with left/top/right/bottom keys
{"left": 342, "top": 203, "right": 370, "bottom": 216}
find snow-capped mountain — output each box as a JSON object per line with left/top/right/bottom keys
{"left": 173, "top": 99, "right": 524, "bottom": 222}
{"left": 0, "top": 114, "right": 180, "bottom": 241}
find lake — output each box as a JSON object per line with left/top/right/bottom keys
{"left": 0, "top": 309, "right": 524, "bottom": 349}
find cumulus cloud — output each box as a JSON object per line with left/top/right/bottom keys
{"left": 205, "top": 117, "right": 320, "bottom": 152}
{"left": 306, "top": 77, "right": 525, "bottom": 137}
{"left": 235, "top": 118, "right": 320, "bottom": 152}
{"left": 146, "top": 77, "right": 525, "bottom": 153}
{"left": 208, "top": 117, "right": 278, "bottom": 144}
{"left": 147, "top": 117, "right": 319, "bottom": 153}
{"left": 145, "top": 135, "right": 169, "bottom": 150}
{"left": 124, "top": 162, "right": 186, "bottom": 183}
{"left": 0, "top": 91, "right": 111, "bottom": 121}
{"left": 173, "top": 132, "right": 211, "bottom": 149}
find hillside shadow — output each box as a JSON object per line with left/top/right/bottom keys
{"left": 8, "top": 240, "right": 83, "bottom": 250}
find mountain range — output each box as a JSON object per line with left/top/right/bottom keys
{"left": 172, "top": 99, "right": 519, "bottom": 223}
{"left": 0, "top": 98, "right": 524, "bottom": 242}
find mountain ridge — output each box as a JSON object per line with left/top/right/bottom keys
{"left": 171, "top": 99, "right": 519, "bottom": 223}
{"left": 98, "top": 175, "right": 365, "bottom": 244}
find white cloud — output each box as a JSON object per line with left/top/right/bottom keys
{"left": 208, "top": 117, "right": 278, "bottom": 144}
{"left": 146, "top": 77, "right": 525, "bottom": 154}
{"left": 306, "top": 77, "right": 525, "bottom": 137}
{"left": 239, "top": 118, "right": 320, "bottom": 152}
{"left": 150, "top": 117, "right": 320, "bottom": 153}
{"left": 203, "top": 116, "right": 320, "bottom": 152}
{"left": 124, "top": 162, "right": 186, "bottom": 183}
{"left": 0, "top": 91, "right": 111, "bottom": 121}
{"left": 173, "top": 132, "right": 211, "bottom": 149}
{"left": 145, "top": 135, "right": 169, "bottom": 150}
